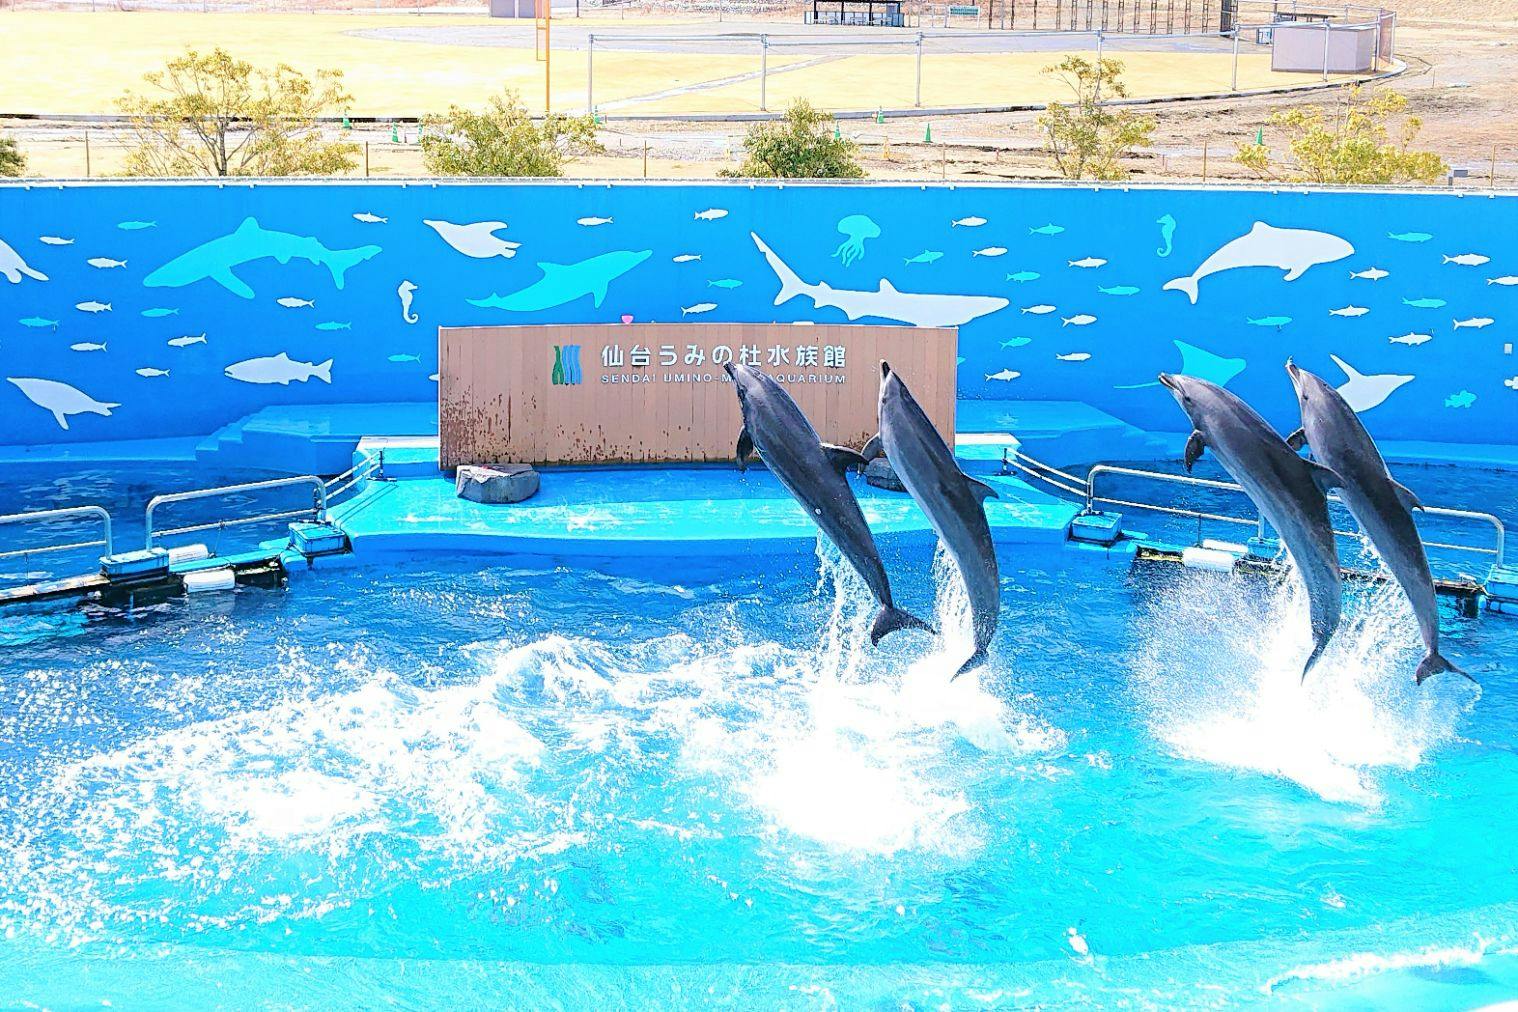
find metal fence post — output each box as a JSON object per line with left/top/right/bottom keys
{"left": 916, "top": 32, "right": 924, "bottom": 107}
{"left": 1231, "top": 28, "right": 1240, "bottom": 90}
{"left": 1094, "top": 30, "right": 1104, "bottom": 101}
{"left": 587, "top": 34, "right": 595, "bottom": 116}
{"left": 760, "top": 34, "right": 769, "bottom": 112}
{"left": 1321, "top": 19, "right": 1330, "bottom": 82}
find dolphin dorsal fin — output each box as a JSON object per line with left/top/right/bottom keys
{"left": 1390, "top": 478, "right": 1423, "bottom": 512}
{"left": 822, "top": 443, "right": 868, "bottom": 474}
{"left": 963, "top": 474, "right": 999, "bottom": 502}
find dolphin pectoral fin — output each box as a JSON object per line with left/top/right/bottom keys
{"left": 1183, "top": 430, "right": 1206, "bottom": 472}
{"left": 870, "top": 605, "right": 935, "bottom": 645}
{"left": 1415, "top": 651, "right": 1473, "bottom": 686}
{"left": 1285, "top": 428, "right": 1308, "bottom": 452}
{"left": 1306, "top": 461, "right": 1343, "bottom": 496}
{"left": 1390, "top": 479, "right": 1424, "bottom": 512}
{"left": 736, "top": 429, "right": 754, "bottom": 471}
{"left": 821, "top": 443, "right": 868, "bottom": 473}
{"left": 861, "top": 433, "right": 884, "bottom": 462}
{"left": 962, "top": 474, "right": 999, "bottom": 502}
{"left": 952, "top": 647, "right": 990, "bottom": 680}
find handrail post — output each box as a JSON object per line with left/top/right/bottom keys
{"left": 1231, "top": 27, "right": 1240, "bottom": 90}
{"left": 587, "top": 34, "right": 595, "bottom": 116}
{"left": 1321, "top": 19, "right": 1331, "bottom": 81}
{"left": 916, "top": 31, "right": 925, "bottom": 107}
{"left": 760, "top": 34, "right": 769, "bottom": 112}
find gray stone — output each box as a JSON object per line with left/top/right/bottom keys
{"left": 456, "top": 463, "right": 540, "bottom": 504}
{"left": 863, "top": 457, "right": 906, "bottom": 492}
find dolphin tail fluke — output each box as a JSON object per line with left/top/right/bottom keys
{"left": 1415, "top": 652, "right": 1473, "bottom": 686}
{"left": 869, "top": 605, "right": 934, "bottom": 645}
{"left": 952, "top": 647, "right": 990, "bottom": 680}
{"left": 1162, "top": 275, "right": 1199, "bottom": 304}
{"left": 1300, "top": 636, "right": 1331, "bottom": 682}
{"left": 861, "top": 433, "right": 884, "bottom": 462}
{"left": 326, "top": 245, "right": 383, "bottom": 290}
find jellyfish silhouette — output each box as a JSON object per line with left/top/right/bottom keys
{"left": 831, "top": 214, "right": 881, "bottom": 267}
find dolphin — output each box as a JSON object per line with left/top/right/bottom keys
{"left": 1163, "top": 222, "right": 1354, "bottom": 304}
{"left": 1159, "top": 372, "right": 1344, "bottom": 680}
{"left": 144, "top": 217, "right": 381, "bottom": 299}
{"left": 876, "top": 361, "right": 1001, "bottom": 677}
{"left": 469, "top": 250, "right": 652, "bottom": 312}
{"left": 725, "top": 362, "right": 932, "bottom": 645}
{"left": 1284, "top": 362, "right": 1470, "bottom": 685}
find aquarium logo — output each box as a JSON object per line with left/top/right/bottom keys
{"left": 551, "top": 344, "right": 583, "bottom": 386}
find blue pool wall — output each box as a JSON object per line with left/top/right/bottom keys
{"left": 1, "top": 180, "right": 1514, "bottom": 451}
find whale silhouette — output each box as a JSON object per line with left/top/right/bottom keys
{"left": 1163, "top": 222, "right": 1353, "bottom": 304}
{"left": 0, "top": 235, "right": 48, "bottom": 285}
{"left": 7, "top": 377, "right": 118, "bottom": 430}
{"left": 468, "top": 250, "right": 651, "bottom": 312}
{"left": 144, "top": 218, "right": 381, "bottom": 299}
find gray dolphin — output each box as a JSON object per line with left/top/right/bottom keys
{"left": 1159, "top": 372, "right": 1344, "bottom": 680}
{"left": 877, "top": 361, "right": 1001, "bottom": 678}
{"left": 725, "top": 362, "right": 932, "bottom": 644}
{"left": 1284, "top": 361, "right": 1469, "bottom": 685}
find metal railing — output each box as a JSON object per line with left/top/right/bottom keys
{"left": 0, "top": 505, "right": 114, "bottom": 565}
{"left": 324, "top": 450, "right": 384, "bottom": 505}
{"left": 144, "top": 475, "right": 327, "bottom": 551}
{"left": 1007, "top": 450, "right": 1505, "bottom": 567}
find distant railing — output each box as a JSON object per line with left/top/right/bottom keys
{"left": 0, "top": 505, "right": 114, "bottom": 565}
{"left": 144, "top": 475, "right": 327, "bottom": 551}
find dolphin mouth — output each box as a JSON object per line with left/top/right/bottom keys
{"left": 1157, "top": 372, "right": 1178, "bottom": 392}
{"left": 1284, "top": 359, "right": 1302, "bottom": 389}
{"left": 880, "top": 360, "right": 892, "bottom": 380}
{"left": 722, "top": 362, "right": 736, "bottom": 378}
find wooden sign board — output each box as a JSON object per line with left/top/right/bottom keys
{"left": 439, "top": 323, "right": 958, "bottom": 467}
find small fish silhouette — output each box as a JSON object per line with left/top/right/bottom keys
{"left": 277, "top": 297, "right": 315, "bottom": 308}
{"left": 672, "top": 254, "right": 702, "bottom": 263}
{"left": 693, "top": 209, "right": 728, "bottom": 221}
{"left": 70, "top": 342, "right": 107, "bottom": 352}
{"left": 708, "top": 279, "right": 743, "bottom": 289}
{"left": 142, "top": 308, "right": 179, "bottom": 318}
{"left": 315, "top": 321, "right": 352, "bottom": 331}
{"left": 168, "top": 334, "right": 207, "bottom": 347}
{"left": 952, "top": 216, "right": 987, "bottom": 228}
{"left": 1029, "top": 224, "right": 1065, "bottom": 236}
{"left": 1005, "top": 271, "right": 1040, "bottom": 283}
{"left": 136, "top": 367, "right": 170, "bottom": 377}
{"left": 87, "top": 257, "right": 127, "bottom": 269}
{"left": 353, "top": 212, "right": 388, "bottom": 224}
{"left": 681, "top": 302, "right": 717, "bottom": 316}
{"left": 985, "top": 368, "right": 1021, "bottom": 381}
{"left": 76, "top": 301, "right": 112, "bottom": 313}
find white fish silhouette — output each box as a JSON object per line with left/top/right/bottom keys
{"left": 168, "top": 334, "right": 207, "bottom": 347}
{"left": 972, "top": 247, "right": 1008, "bottom": 258}
{"left": 1443, "top": 253, "right": 1489, "bottom": 266}
{"left": 952, "top": 216, "right": 987, "bottom": 227}
{"left": 353, "top": 212, "right": 388, "bottom": 224}
{"left": 7, "top": 376, "right": 118, "bottom": 429}
{"left": 70, "top": 342, "right": 107, "bottom": 352}
{"left": 87, "top": 257, "right": 127, "bottom": 269}
{"left": 1505, "top": 376, "right": 1518, "bottom": 391}
{"left": 1488, "top": 276, "right": 1518, "bottom": 286}
{"left": 136, "top": 367, "right": 170, "bottom": 378}
{"left": 1453, "top": 317, "right": 1494, "bottom": 329}
{"left": 38, "top": 236, "right": 73, "bottom": 246}
{"left": 277, "top": 297, "right": 315, "bottom": 308}
{"left": 1329, "top": 305, "right": 1369, "bottom": 317}
{"left": 1067, "top": 257, "right": 1107, "bottom": 269}
{"left": 1022, "top": 304, "right": 1057, "bottom": 315}
{"left": 1062, "top": 314, "right": 1096, "bottom": 326}
{"left": 1349, "top": 267, "right": 1389, "bottom": 281}
{"left": 682, "top": 302, "right": 717, "bottom": 316}
{"left": 423, "top": 220, "right": 519, "bottom": 260}
{"left": 224, "top": 353, "right": 333, "bottom": 386}
{"left": 1389, "top": 332, "right": 1433, "bottom": 345}
{"left": 694, "top": 209, "right": 728, "bottom": 221}
{"left": 985, "top": 369, "right": 1021, "bottom": 381}
{"left": 577, "top": 216, "right": 613, "bottom": 227}
{"left": 76, "top": 301, "right": 111, "bottom": 313}
{"left": 398, "top": 280, "right": 419, "bottom": 324}
{"left": 673, "top": 254, "right": 702, "bottom": 263}
{"left": 1056, "top": 352, "right": 1092, "bottom": 361}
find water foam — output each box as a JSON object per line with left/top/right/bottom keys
{"left": 1131, "top": 563, "right": 1478, "bottom": 805}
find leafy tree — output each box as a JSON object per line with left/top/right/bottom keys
{"left": 1037, "top": 56, "right": 1154, "bottom": 181}
{"left": 1236, "top": 85, "right": 1446, "bottom": 185}
{"left": 0, "top": 131, "right": 24, "bottom": 178}
{"left": 720, "top": 99, "right": 864, "bottom": 179}
{"left": 117, "top": 47, "right": 358, "bottom": 177}
{"left": 420, "top": 91, "right": 601, "bottom": 177}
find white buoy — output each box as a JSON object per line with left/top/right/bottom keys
{"left": 1181, "top": 546, "right": 1239, "bottom": 573}
{"left": 183, "top": 568, "right": 235, "bottom": 593}
{"left": 167, "top": 543, "right": 210, "bottom": 565}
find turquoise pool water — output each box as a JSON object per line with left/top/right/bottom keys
{"left": 1, "top": 463, "right": 1517, "bottom": 1007}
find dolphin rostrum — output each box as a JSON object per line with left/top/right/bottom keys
{"left": 876, "top": 361, "right": 1001, "bottom": 677}
{"left": 1284, "top": 362, "right": 1470, "bottom": 685}
{"left": 1159, "top": 372, "right": 1344, "bottom": 680}
{"left": 725, "top": 362, "right": 932, "bottom": 645}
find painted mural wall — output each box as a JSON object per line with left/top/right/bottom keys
{"left": 0, "top": 180, "right": 1514, "bottom": 449}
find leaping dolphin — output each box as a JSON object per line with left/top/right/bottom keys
{"left": 725, "top": 362, "right": 933, "bottom": 645}
{"left": 1284, "top": 362, "right": 1471, "bottom": 686}
{"left": 1159, "top": 372, "right": 1344, "bottom": 680}
{"left": 876, "top": 361, "right": 1001, "bottom": 677}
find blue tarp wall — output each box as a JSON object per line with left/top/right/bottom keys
{"left": 0, "top": 180, "right": 1513, "bottom": 448}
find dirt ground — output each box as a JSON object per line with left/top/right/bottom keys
{"left": 1, "top": 0, "right": 1514, "bottom": 185}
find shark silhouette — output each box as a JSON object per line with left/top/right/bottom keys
{"left": 143, "top": 217, "right": 382, "bottom": 299}
{"left": 468, "top": 250, "right": 652, "bottom": 312}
